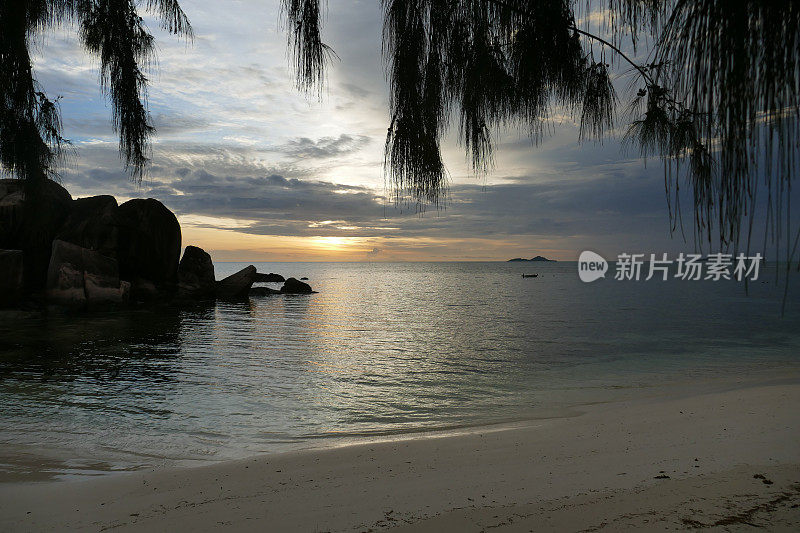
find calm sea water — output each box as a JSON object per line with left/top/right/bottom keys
{"left": 1, "top": 261, "right": 799, "bottom": 479}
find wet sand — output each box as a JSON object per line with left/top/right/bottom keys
{"left": 1, "top": 378, "right": 798, "bottom": 531}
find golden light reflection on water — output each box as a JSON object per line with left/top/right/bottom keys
{"left": 305, "top": 360, "right": 364, "bottom": 372}
{"left": 1, "top": 261, "right": 798, "bottom": 480}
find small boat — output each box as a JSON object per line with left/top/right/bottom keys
{"left": 522, "top": 273, "right": 538, "bottom": 278}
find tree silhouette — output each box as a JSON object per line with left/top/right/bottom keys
{"left": 3, "top": 1, "right": 798, "bottom": 268}
{"left": 286, "top": 0, "right": 800, "bottom": 264}
{"left": 0, "top": 0, "right": 191, "bottom": 186}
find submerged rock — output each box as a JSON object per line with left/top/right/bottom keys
{"left": 254, "top": 272, "right": 284, "bottom": 282}
{"left": 217, "top": 265, "right": 256, "bottom": 299}
{"left": 0, "top": 250, "right": 24, "bottom": 307}
{"left": 281, "top": 277, "right": 313, "bottom": 294}
{"left": 250, "top": 286, "right": 280, "bottom": 296}
{"left": 178, "top": 245, "right": 216, "bottom": 298}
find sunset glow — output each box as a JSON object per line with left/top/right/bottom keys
{"left": 23, "top": 0, "right": 710, "bottom": 263}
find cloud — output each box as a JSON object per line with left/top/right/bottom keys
{"left": 59, "top": 140, "right": 676, "bottom": 250}
{"left": 31, "top": 0, "right": 791, "bottom": 261}
{"left": 279, "top": 134, "right": 372, "bottom": 159}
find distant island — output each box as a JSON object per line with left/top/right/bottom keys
{"left": 507, "top": 256, "right": 556, "bottom": 262}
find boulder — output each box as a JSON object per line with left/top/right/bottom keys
{"left": 130, "top": 277, "right": 159, "bottom": 301}
{"left": 56, "top": 195, "right": 119, "bottom": 258}
{"left": 178, "top": 245, "right": 216, "bottom": 298}
{"left": 0, "top": 179, "right": 72, "bottom": 290}
{"left": 254, "top": 272, "right": 285, "bottom": 283}
{"left": 83, "top": 252, "right": 124, "bottom": 304}
{"left": 0, "top": 250, "right": 24, "bottom": 307}
{"left": 281, "top": 277, "right": 313, "bottom": 294}
{"left": 250, "top": 286, "right": 280, "bottom": 296}
{"left": 119, "top": 281, "right": 131, "bottom": 303}
{"left": 216, "top": 265, "right": 256, "bottom": 299}
{"left": 46, "top": 240, "right": 126, "bottom": 306}
{"left": 115, "top": 198, "right": 181, "bottom": 288}
{"left": 46, "top": 240, "right": 86, "bottom": 305}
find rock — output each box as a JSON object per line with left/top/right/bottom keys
{"left": 0, "top": 179, "right": 72, "bottom": 290}
{"left": 178, "top": 246, "right": 216, "bottom": 298}
{"left": 130, "top": 277, "right": 159, "bottom": 300}
{"left": 254, "top": 272, "right": 285, "bottom": 283}
{"left": 83, "top": 252, "right": 124, "bottom": 304}
{"left": 49, "top": 262, "right": 85, "bottom": 305}
{"left": 115, "top": 198, "right": 181, "bottom": 288}
{"left": 46, "top": 240, "right": 126, "bottom": 306}
{"left": 250, "top": 286, "right": 280, "bottom": 296}
{"left": 119, "top": 281, "right": 131, "bottom": 303}
{"left": 281, "top": 277, "right": 313, "bottom": 294}
{"left": 46, "top": 240, "right": 86, "bottom": 305}
{"left": 300, "top": 277, "right": 309, "bottom": 280}
{"left": 56, "top": 195, "right": 119, "bottom": 258}
{"left": 216, "top": 265, "right": 256, "bottom": 299}
{"left": 0, "top": 250, "right": 24, "bottom": 307}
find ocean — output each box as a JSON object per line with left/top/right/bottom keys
{"left": 1, "top": 261, "right": 798, "bottom": 480}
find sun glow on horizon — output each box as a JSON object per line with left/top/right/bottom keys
{"left": 179, "top": 220, "right": 575, "bottom": 263}
{"left": 309, "top": 236, "right": 367, "bottom": 250}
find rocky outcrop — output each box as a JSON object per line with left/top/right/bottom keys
{"left": 281, "top": 277, "right": 313, "bottom": 294}
{"left": 178, "top": 246, "right": 216, "bottom": 298}
{"left": 46, "top": 240, "right": 128, "bottom": 306}
{"left": 49, "top": 195, "right": 180, "bottom": 300}
{"left": 0, "top": 179, "right": 72, "bottom": 290}
{"left": 0, "top": 180, "right": 328, "bottom": 308}
{"left": 254, "top": 272, "right": 285, "bottom": 282}
{"left": 216, "top": 265, "right": 256, "bottom": 299}
{"left": 0, "top": 250, "right": 24, "bottom": 307}
{"left": 56, "top": 195, "right": 119, "bottom": 258}
{"left": 115, "top": 198, "right": 181, "bottom": 295}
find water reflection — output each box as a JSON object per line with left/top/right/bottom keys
{"left": 0, "top": 261, "right": 799, "bottom": 479}
{"left": 0, "top": 307, "right": 184, "bottom": 383}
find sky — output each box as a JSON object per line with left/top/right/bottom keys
{"left": 27, "top": 0, "right": 725, "bottom": 262}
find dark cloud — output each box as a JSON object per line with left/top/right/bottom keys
{"left": 58, "top": 135, "right": 794, "bottom": 259}
{"left": 36, "top": 0, "right": 793, "bottom": 260}
{"left": 59, "top": 142, "right": 680, "bottom": 250}
{"left": 279, "top": 134, "right": 371, "bottom": 159}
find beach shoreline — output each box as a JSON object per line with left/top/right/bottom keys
{"left": 2, "top": 366, "right": 796, "bottom": 484}
{"left": 1, "top": 372, "right": 799, "bottom": 531}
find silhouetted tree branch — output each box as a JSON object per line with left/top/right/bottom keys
{"left": 0, "top": 0, "right": 192, "bottom": 187}
{"left": 283, "top": 0, "right": 799, "bottom": 274}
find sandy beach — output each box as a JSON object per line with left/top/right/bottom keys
{"left": 1, "top": 375, "right": 798, "bottom": 532}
